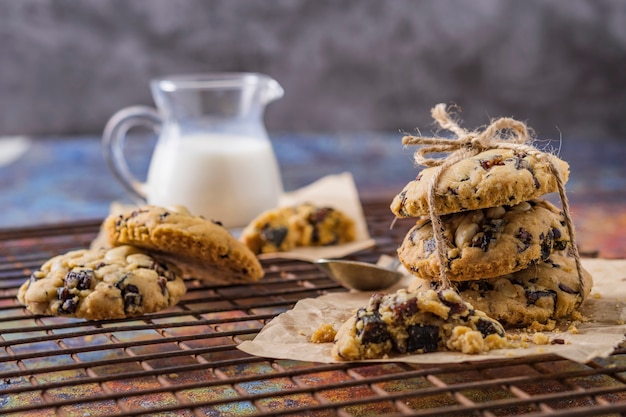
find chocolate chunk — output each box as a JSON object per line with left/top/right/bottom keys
{"left": 357, "top": 310, "right": 391, "bottom": 345}
{"left": 552, "top": 227, "right": 568, "bottom": 251}
{"left": 406, "top": 324, "right": 439, "bottom": 352}
{"left": 158, "top": 277, "right": 168, "bottom": 295}
{"left": 57, "top": 287, "right": 78, "bottom": 314}
{"left": 514, "top": 156, "right": 529, "bottom": 170}
{"left": 466, "top": 219, "right": 501, "bottom": 252}
{"left": 262, "top": 225, "right": 288, "bottom": 248}
{"left": 527, "top": 168, "right": 541, "bottom": 188}
{"left": 475, "top": 318, "right": 504, "bottom": 337}
{"left": 545, "top": 257, "right": 561, "bottom": 268}
{"left": 368, "top": 293, "right": 385, "bottom": 311}
{"left": 437, "top": 291, "right": 468, "bottom": 316}
{"left": 399, "top": 191, "right": 409, "bottom": 216}
{"left": 115, "top": 275, "right": 142, "bottom": 312}
{"left": 151, "top": 261, "right": 176, "bottom": 281}
{"left": 471, "top": 232, "right": 492, "bottom": 252}
{"left": 309, "top": 207, "right": 332, "bottom": 224}
{"left": 65, "top": 270, "right": 93, "bottom": 291}
{"left": 392, "top": 297, "right": 419, "bottom": 318}
{"left": 455, "top": 280, "right": 494, "bottom": 294}
{"left": 558, "top": 282, "right": 578, "bottom": 294}
{"left": 540, "top": 230, "right": 554, "bottom": 259}
{"left": 516, "top": 228, "right": 532, "bottom": 253}
{"left": 526, "top": 289, "right": 557, "bottom": 306}
{"left": 122, "top": 284, "right": 142, "bottom": 311}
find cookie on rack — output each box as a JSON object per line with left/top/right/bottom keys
{"left": 390, "top": 148, "right": 570, "bottom": 218}
{"left": 408, "top": 252, "right": 592, "bottom": 327}
{"left": 17, "top": 245, "right": 186, "bottom": 320}
{"left": 103, "top": 205, "right": 264, "bottom": 284}
{"left": 397, "top": 199, "right": 569, "bottom": 282}
{"left": 240, "top": 202, "right": 356, "bottom": 254}
{"left": 332, "top": 288, "right": 507, "bottom": 360}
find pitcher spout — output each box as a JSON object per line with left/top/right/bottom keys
{"left": 259, "top": 75, "right": 284, "bottom": 105}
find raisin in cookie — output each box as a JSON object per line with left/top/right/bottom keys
{"left": 397, "top": 199, "right": 569, "bottom": 282}
{"left": 390, "top": 148, "right": 570, "bottom": 218}
{"left": 240, "top": 203, "right": 356, "bottom": 254}
{"left": 17, "top": 245, "right": 186, "bottom": 320}
{"left": 104, "top": 206, "right": 264, "bottom": 284}
{"left": 408, "top": 253, "right": 592, "bottom": 327}
{"left": 332, "top": 288, "right": 507, "bottom": 360}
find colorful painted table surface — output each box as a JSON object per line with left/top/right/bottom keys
{"left": 1, "top": 133, "right": 625, "bottom": 258}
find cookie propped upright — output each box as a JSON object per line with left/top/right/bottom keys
{"left": 391, "top": 148, "right": 570, "bottom": 218}
{"left": 104, "top": 205, "right": 264, "bottom": 284}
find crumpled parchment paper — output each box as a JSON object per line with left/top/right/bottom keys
{"left": 238, "top": 258, "right": 626, "bottom": 364}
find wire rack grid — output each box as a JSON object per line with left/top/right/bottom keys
{"left": 1, "top": 201, "right": 626, "bottom": 417}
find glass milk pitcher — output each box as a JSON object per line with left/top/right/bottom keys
{"left": 102, "top": 73, "right": 284, "bottom": 228}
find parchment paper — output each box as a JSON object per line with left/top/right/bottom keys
{"left": 238, "top": 258, "right": 626, "bottom": 364}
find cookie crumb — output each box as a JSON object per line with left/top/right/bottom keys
{"left": 528, "top": 320, "right": 556, "bottom": 332}
{"left": 310, "top": 323, "right": 336, "bottom": 343}
{"left": 568, "top": 323, "right": 580, "bottom": 334}
{"left": 532, "top": 332, "right": 550, "bottom": 345}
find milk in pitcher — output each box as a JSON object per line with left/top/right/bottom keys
{"left": 146, "top": 133, "right": 283, "bottom": 228}
{"left": 102, "top": 73, "right": 286, "bottom": 226}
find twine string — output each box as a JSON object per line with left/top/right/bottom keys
{"left": 403, "top": 104, "right": 586, "bottom": 299}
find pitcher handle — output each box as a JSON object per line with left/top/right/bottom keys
{"left": 102, "top": 106, "right": 162, "bottom": 202}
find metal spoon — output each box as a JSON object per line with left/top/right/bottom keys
{"left": 314, "top": 258, "right": 404, "bottom": 291}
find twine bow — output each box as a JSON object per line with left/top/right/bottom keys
{"left": 404, "top": 103, "right": 537, "bottom": 167}
{"left": 402, "top": 104, "right": 586, "bottom": 301}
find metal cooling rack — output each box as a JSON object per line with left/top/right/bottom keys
{"left": 1, "top": 201, "right": 626, "bottom": 417}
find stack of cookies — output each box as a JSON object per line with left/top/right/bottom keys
{"left": 17, "top": 205, "right": 264, "bottom": 321}
{"left": 391, "top": 147, "right": 593, "bottom": 328}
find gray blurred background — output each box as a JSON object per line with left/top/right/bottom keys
{"left": 1, "top": 0, "right": 625, "bottom": 139}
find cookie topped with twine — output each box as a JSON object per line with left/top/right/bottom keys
{"left": 390, "top": 104, "right": 570, "bottom": 218}
{"left": 391, "top": 103, "right": 586, "bottom": 299}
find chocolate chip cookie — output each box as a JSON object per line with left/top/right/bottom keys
{"left": 103, "top": 205, "right": 264, "bottom": 284}
{"left": 408, "top": 253, "right": 592, "bottom": 327}
{"left": 240, "top": 203, "right": 356, "bottom": 254}
{"left": 397, "top": 199, "right": 569, "bottom": 282}
{"left": 332, "top": 288, "right": 507, "bottom": 360}
{"left": 390, "top": 148, "right": 570, "bottom": 218}
{"left": 17, "top": 245, "right": 186, "bottom": 320}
